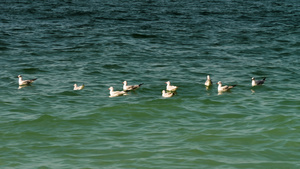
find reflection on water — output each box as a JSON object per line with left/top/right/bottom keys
{"left": 18, "top": 85, "right": 31, "bottom": 89}
{"left": 205, "top": 86, "right": 212, "bottom": 91}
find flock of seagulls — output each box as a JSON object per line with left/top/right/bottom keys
{"left": 108, "top": 81, "right": 144, "bottom": 97}
{"left": 204, "top": 75, "right": 238, "bottom": 93}
{"left": 17, "top": 75, "right": 266, "bottom": 97}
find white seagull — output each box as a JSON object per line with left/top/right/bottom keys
{"left": 73, "top": 84, "right": 85, "bottom": 90}
{"left": 123, "top": 81, "right": 143, "bottom": 92}
{"left": 252, "top": 77, "right": 266, "bottom": 87}
{"left": 162, "top": 90, "right": 175, "bottom": 98}
{"left": 205, "top": 75, "right": 212, "bottom": 87}
{"left": 217, "top": 81, "right": 236, "bottom": 92}
{"left": 166, "top": 81, "right": 178, "bottom": 92}
{"left": 18, "top": 75, "right": 37, "bottom": 86}
{"left": 108, "top": 87, "right": 127, "bottom": 97}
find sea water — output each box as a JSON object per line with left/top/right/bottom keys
{"left": 0, "top": 1, "right": 300, "bottom": 168}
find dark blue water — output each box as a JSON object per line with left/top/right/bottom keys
{"left": 1, "top": 1, "right": 300, "bottom": 168}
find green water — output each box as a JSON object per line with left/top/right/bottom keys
{"left": 0, "top": 1, "right": 300, "bottom": 168}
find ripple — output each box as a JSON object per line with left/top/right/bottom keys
{"left": 1, "top": 0, "right": 300, "bottom": 168}
{"left": 131, "top": 33, "right": 157, "bottom": 39}
{"left": 102, "top": 64, "right": 124, "bottom": 69}
{"left": 57, "top": 91, "right": 80, "bottom": 96}
{"left": 20, "top": 67, "right": 47, "bottom": 74}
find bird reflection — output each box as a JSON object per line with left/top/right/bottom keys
{"left": 205, "top": 85, "right": 212, "bottom": 91}
{"left": 18, "top": 85, "right": 30, "bottom": 89}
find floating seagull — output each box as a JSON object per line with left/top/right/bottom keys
{"left": 252, "top": 77, "right": 266, "bottom": 87}
{"left": 123, "top": 81, "right": 143, "bottom": 92}
{"left": 73, "top": 84, "right": 85, "bottom": 90}
{"left": 18, "top": 75, "right": 37, "bottom": 86}
{"left": 108, "top": 87, "right": 127, "bottom": 97}
{"left": 166, "top": 81, "right": 178, "bottom": 92}
{"left": 217, "top": 81, "right": 236, "bottom": 92}
{"left": 205, "top": 75, "right": 212, "bottom": 87}
{"left": 162, "top": 90, "right": 175, "bottom": 98}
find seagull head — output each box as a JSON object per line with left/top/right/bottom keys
{"left": 18, "top": 75, "right": 22, "bottom": 78}
{"left": 166, "top": 81, "right": 170, "bottom": 85}
{"left": 108, "top": 87, "right": 113, "bottom": 91}
{"left": 217, "top": 81, "right": 222, "bottom": 85}
{"left": 123, "top": 81, "right": 127, "bottom": 85}
{"left": 74, "top": 84, "right": 77, "bottom": 87}
{"left": 251, "top": 77, "right": 255, "bottom": 80}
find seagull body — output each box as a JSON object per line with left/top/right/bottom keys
{"left": 217, "top": 81, "right": 236, "bottom": 92}
{"left": 252, "top": 77, "right": 266, "bottom": 87}
{"left": 73, "top": 84, "right": 85, "bottom": 90}
{"left": 166, "top": 81, "right": 178, "bottom": 92}
{"left": 123, "top": 81, "right": 143, "bottom": 92}
{"left": 18, "top": 75, "right": 37, "bottom": 86}
{"left": 162, "top": 90, "right": 175, "bottom": 98}
{"left": 109, "top": 87, "right": 127, "bottom": 97}
{"left": 205, "top": 75, "right": 212, "bottom": 87}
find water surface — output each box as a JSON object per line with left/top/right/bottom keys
{"left": 1, "top": 0, "right": 300, "bottom": 168}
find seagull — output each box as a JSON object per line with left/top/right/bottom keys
{"left": 18, "top": 75, "right": 37, "bottom": 86}
{"left": 162, "top": 90, "right": 175, "bottom": 98}
{"left": 205, "top": 75, "right": 212, "bottom": 87}
{"left": 252, "top": 77, "right": 266, "bottom": 87}
{"left": 123, "top": 81, "right": 143, "bottom": 92}
{"left": 166, "top": 81, "right": 178, "bottom": 92}
{"left": 73, "top": 84, "right": 85, "bottom": 90}
{"left": 108, "top": 87, "right": 127, "bottom": 97}
{"left": 217, "top": 81, "right": 236, "bottom": 92}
